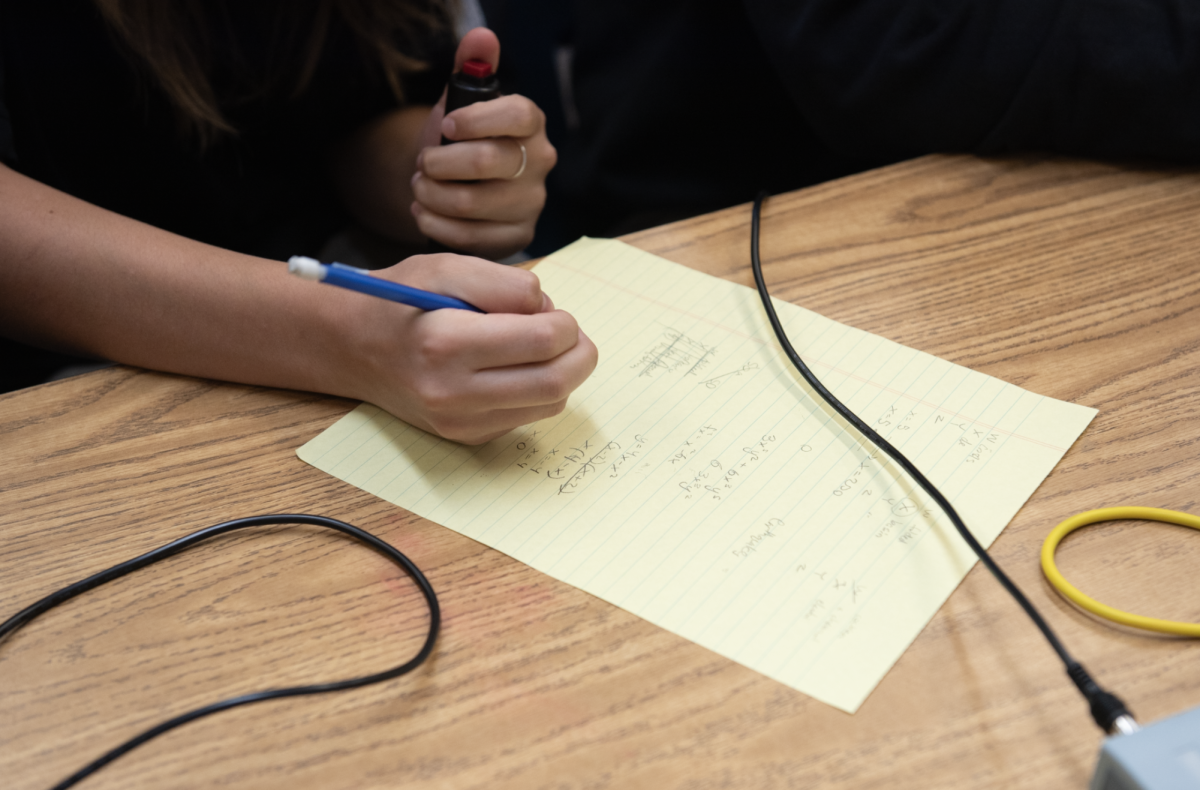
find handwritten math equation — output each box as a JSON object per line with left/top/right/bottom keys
{"left": 501, "top": 393, "right": 1004, "bottom": 522}
{"left": 473, "top": 377, "right": 1028, "bottom": 660}
{"left": 675, "top": 432, "right": 790, "bottom": 501}
{"left": 507, "top": 428, "right": 652, "bottom": 495}
{"left": 877, "top": 407, "right": 1002, "bottom": 466}
{"left": 631, "top": 327, "right": 717, "bottom": 379}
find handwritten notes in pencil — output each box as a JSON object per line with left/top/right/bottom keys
{"left": 298, "top": 237, "right": 1096, "bottom": 712}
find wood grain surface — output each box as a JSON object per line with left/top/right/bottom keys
{"left": 2, "top": 154, "right": 1198, "bottom": 790}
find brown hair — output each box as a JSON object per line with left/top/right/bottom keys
{"left": 92, "top": 0, "right": 454, "bottom": 146}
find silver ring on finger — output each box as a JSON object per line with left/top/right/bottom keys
{"left": 507, "top": 140, "right": 528, "bottom": 180}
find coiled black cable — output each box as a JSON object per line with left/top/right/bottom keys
{"left": 0, "top": 514, "right": 440, "bottom": 790}
{"left": 749, "top": 192, "right": 1131, "bottom": 733}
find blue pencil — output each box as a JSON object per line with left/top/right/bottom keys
{"left": 288, "top": 256, "right": 483, "bottom": 313}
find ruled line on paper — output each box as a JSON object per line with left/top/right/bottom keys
{"left": 299, "top": 237, "right": 1095, "bottom": 713}
{"left": 548, "top": 253, "right": 1068, "bottom": 452}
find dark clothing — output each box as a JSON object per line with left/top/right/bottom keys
{"left": 0, "top": 0, "right": 453, "bottom": 392}
{"left": 482, "top": 0, "right": 1200, "bottom": 254}
{"left": 745, "top": 0, "right": 1200, "bottom": 163}
{"left": 0, "top": 0, "right": 452, "bottom": 260}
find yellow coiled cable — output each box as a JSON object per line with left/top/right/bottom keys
{"left": 1041, "top": 507, "right": 1200, "bottom": 637}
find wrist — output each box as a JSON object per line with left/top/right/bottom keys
{"left": 301, "top": 274, "right": 418, "bottom": 409}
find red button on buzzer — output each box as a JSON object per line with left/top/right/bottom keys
{"left": 461, "top": 59, "right": 494, "bottom": 78}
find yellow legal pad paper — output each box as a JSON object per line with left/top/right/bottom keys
{"left": 298, "top": 237, "right": 1096, "bottom": 713}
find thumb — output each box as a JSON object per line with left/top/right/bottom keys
{"left": 454, "top": 27, "right": 500, "bottom": 73}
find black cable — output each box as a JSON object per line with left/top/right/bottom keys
{"left": 0, "top": 514, "right": 440, "bottom": 790}
{"left": 749, "top": 192, "right": 1132, "bottom": 733}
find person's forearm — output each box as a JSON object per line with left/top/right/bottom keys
{"left": 329, "top": 105, "right": 431, "bottom": 245}
{"left": 0, "top": 163, "right": 362, "bottom": 396}
{"left": 0, "top": 162, "right": 598, "bottom": 444}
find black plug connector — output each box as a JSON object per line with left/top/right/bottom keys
{"left": 1067, "top": 662, "right": 1138, "bottom": 734}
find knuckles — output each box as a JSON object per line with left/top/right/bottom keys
{"left": 523, "top": 317, "right": 564, "bottom": 359}
{"left": 507, "top": 99, "right": 543, "bottom": 137}
{"left": 442, "top": 185, "right": 481, "bottom": 217}
{"left": 538, "top": 140, "right": 557, "bottom": 172}
{"left": 530, "top": 369, "right": 574, "bottom": 405}
{"left": 506, "top": 267, "right": 544, "bottom": 308}
{"left": 459, "top": 94, "right": 543, "bottom": 138}
{"left": 479, "top": 142, "right": 512, "bottom": 174}
{"left": 413, "top": 320, "right": 469, "bottom": 363}
{"left": 506, "top": 223, "right": 536, "bottom": 255}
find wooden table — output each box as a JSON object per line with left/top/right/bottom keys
{"left": 3, "top": 154, "right": 1199, "bottom": 790}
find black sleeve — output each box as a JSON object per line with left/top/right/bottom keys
{"left": 744, "top": 0, "right": 1200, "bottom": 163}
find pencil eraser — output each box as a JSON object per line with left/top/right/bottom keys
{"left": 288, "top": 256, "right": 325, "bottom": 281}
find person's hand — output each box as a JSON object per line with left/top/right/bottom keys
{"left": 335, "top": 254, "right": 597, "bottom": 444}
{"left": 411, "top": 28, "right": 557, "bottom": 259}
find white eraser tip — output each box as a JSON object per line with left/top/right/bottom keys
{"left": 287, "top": 256, "right": 325, "bottom": 281}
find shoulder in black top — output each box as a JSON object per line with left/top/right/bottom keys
{"left": 0, "top": 0, "right": 453, "bottom": 260}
